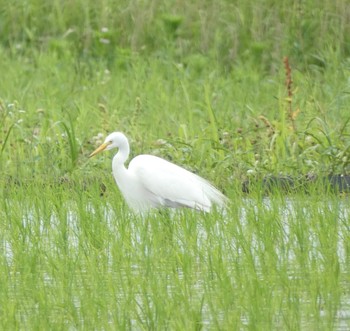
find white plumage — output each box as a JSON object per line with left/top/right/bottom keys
{"left": 90, "top": 132, "right": 228, "bottom": 213}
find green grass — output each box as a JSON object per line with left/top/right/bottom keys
{"left": 1, "top": 0, "right": 350, "bottom": 329}
{"left": 1, "top": 185, "right": 349, "bottom": 329}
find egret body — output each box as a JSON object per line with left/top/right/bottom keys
{"left": 89, "top": 132, "right": 228, "bottom": 213}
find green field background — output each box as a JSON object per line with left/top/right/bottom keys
{"left": 1, "top": 0, "right": 350, "bottom": 182}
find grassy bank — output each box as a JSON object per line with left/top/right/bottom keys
{"left": 0, "top": 0, "right": 350, "bottom": 183}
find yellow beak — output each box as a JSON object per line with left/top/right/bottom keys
{"left": 89, "top": 142, "right": 111, "bottom": 158}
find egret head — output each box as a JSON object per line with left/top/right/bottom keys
{"left": 89, "top": 132, "right": 128, "bottom": 157}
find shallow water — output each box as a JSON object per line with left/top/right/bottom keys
{"left": 1, "top": 196, "right": 350, "bottom": 329}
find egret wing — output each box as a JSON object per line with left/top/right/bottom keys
{"left": 129, "top": 155, "right": 226, "bottom": 211}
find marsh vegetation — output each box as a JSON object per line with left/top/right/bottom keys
{"left": 1, "top": 0, "right": 350, "bottom": 329}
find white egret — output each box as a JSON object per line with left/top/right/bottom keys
{"left": 89, "top": 132, "right": 228, "bottom": 213}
